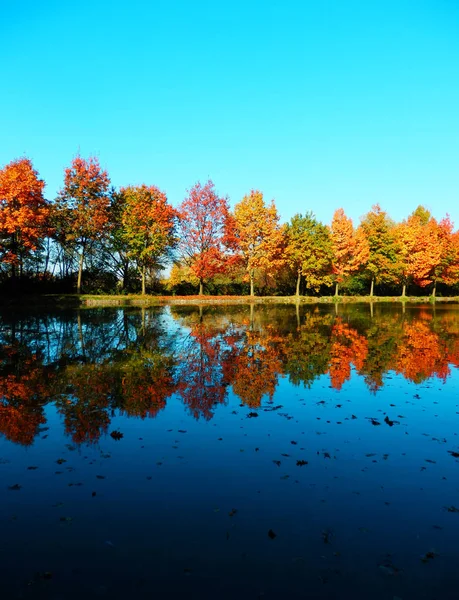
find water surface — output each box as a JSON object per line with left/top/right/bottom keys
{"left": 1, "top": 302, "right": 459, "bottom": 599}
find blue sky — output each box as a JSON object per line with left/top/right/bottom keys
{"left": 2, "top": 0, "right": 459, "bottom": 228}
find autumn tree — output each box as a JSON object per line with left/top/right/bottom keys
{"left": 395, "top": 210, "right": 459, "bottom": 297}
{"left": 359, "top": 204, "right": 397, "bottom": 296}
{"left": 330, "top": 208, "right": 369, "bottom": 296}
{"left": 119, "top": 184, "right": 177, "bottom": 294}
{"left": 55, "top": 156, "right": 111, "bottom": 293}
{"left": 0, "top": 157, "right": 50, "bottom": 280}
{"left": 285, "top": 212, "right": 333, "bottom": 296}
{"left": 394, "top": 206, "right": 431, "bottom": 296}
{"left": 233, "top": 190, "right": 285, "bottom": 296}
{"left": 176, "top": 180, "right": 231, "bottom": 295}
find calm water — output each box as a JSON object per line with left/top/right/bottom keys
{"left": 1, "top": 302, "right": 459, "bottom": 599}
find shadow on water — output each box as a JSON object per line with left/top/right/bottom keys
{"left": 1, "top": 302, "right": 459, "bottom": 598}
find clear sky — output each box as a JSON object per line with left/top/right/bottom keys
{"left": 2, "top": 0, "right": 459, "bottom": 228}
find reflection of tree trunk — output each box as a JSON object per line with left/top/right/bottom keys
{"left": 370, "top": 278, "right": 374, "bottom": 297}
{"left": 296, "top": 271, "right": 301, "bottom": 297}
{"left": 402, "top": 283, "right": 406, "bottom": 297}
{"left": 141, "top": 266, "right": 146, "bottom": 295}
{"left": 335, "top": 282, "right": 339, "bottom": 296}
{"left": 250, "top": 272, "right": 255, "bottom": 297}
{"left": 199, "top": 280, "right": 203, "bottom": 296}
{"left": 370, "top": 301, "right": 374, "bottom": 318}
{"left": 334, "top": 302, "right": 338, "bottom": 316}
{"left": 77, "top": 249, "right": 84, "bottom": 294}
{"left": 295, "top": 301, "right": 300, "bottom": 329}
{"left": 199, "top": 305, "right": 203, "bottom": 322}
{"left": 402, "top": 300, "right": 406, "bottom": 315}
{"left": 77, "top": 311, "right": 85, "bottom": 359}
{"left": 141, "top": 307, "right": 146, "bottom": 335}
{"left": 250, "top": 303, "right": 254, "bottom": 330}
{"left": 432, "top": 282, "right": 436, "bottom": 299}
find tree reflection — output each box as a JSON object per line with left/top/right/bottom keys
{"left": 329, "top": 320, "right": 368, "bottom": 390}
{"left": 1, "top": 304, "right": 459, "bottom": 446}
{"left": 0, "top": 344, "right": 51, "bottom": 445}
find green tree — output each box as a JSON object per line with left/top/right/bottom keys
{"left": 285, "top": 212, "right": 333, "bottom": 296}
{"left": 359, "top": 204, "right": 397, "bottom": 296}
{"left": 120, "top": 184, "right": 177, "bottom": 294}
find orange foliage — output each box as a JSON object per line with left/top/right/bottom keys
{"left": 396, "top": 322, "right": 449, "bottom": 383}
{"left": 0, "top": 157, "right": 49, "bottom": 269}
{"left": 329, "top": 320, "right": 368, "bottom": 390}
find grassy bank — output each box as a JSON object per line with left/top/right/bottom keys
{"left": 1, "top": 293, "right": 459, "bottom": 309}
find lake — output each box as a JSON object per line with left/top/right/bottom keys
{"left": 1, "top": 302, "right": 459, "bottom": 599}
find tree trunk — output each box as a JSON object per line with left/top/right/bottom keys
{"left": 296, "top": 271, "right": 301, "bottom": 297}
{"left": 295, "top": 301, "right": 300, "bottom": 329}
{"left": 141, "top": 266, "right": 146, "bottom": 295}
{"left": 77, "top": 250, "right": 84, "bottom": 294}
{"left": 432, "top": 282, "right": 436, "bottom": 298}
{"left": 335, "top": 282, "right": 339, "bottom": 297}
{"left": 250, "top": 272, "right": 254, "bottom": 297}
{"left": 370, "top": 278, "right": 374, "bottom": 297}
{"left": 401, "top": 283, "right": 406, "bottom": 297}
{"left": 199, "top": 280, "right": 203, "bottom": 296}
{"left": 370, "top": 301, "right": 374, "bottom": 319}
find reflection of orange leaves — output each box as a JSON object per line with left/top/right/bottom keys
{"left": 329, "top": 320, "right": 368, "bottom": 390}
{"left": 230, "top": 330, "right": 283, "bottom": 407}
{"left": 396, "top": 322, "right": 448, "bottom": 383}
{"left": 0, "top": 347, "right": 53, "bottom": 403}
{"left": 0, "top": 403, "right": 45, "bottom": 446}
{"left": 177, "top": 323, "right": 227, "bottom": 420}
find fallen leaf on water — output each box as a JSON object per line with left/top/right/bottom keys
{"left": 444, "top": 505, "right": 459, "bottom": 513}
{"left": 448, "top": 451, "right": 459, "bottom": 458}
{"left": 268, "top": 529, "right": 277, "bottom": 539}
{"left": 228, "top": 508, "right": 238, "bottom": 517}
{"left": 296, "top": 460, "right": 308, "bottom": 466}
{"left": 27, "top": 466, "right": 38, "bottom": 470}
{"left": 273, "top": 460, "right": 281, "bottom": 467}
{"left": 56, "top": 458, "right": 66, "bottom": 465}
{"left": 247, "top": 412, "right": 258, "bottom": 418}
{"left": 8, "top": 484, "right": 21, "bottom": 491}
{"left": 110, "top": 430, "right": 123, "bottom": 440}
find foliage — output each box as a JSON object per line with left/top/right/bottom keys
{"left": 176, "top": 180, "right": 232, "bottom": 294}
{"left": 0, "top": 157, "right": 50, "bottom": 278}
{"left": 233, "top": 190, "right": 285, "bottom": 295}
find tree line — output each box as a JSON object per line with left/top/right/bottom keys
{"left": 1, "top": 155, "right": 458, "bottom": 297}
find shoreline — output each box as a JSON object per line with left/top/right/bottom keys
{"left": 1, "top": 293, "right": 459, "bottom": 309}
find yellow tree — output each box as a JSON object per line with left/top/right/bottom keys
{"left": 233, "top": 190, "right": 284, "bottom": 296}
{"left": 330, "top": 208, "right": 369, "bottom": 296}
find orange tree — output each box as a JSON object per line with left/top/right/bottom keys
{"left": 55, "top": 156, "right": 111, "bottom": 293}
{"left": 0, "top": 157, "right": 50, "bottom": 280}
{"left": 330, "top": 208, "right": 369, "bottom": 296}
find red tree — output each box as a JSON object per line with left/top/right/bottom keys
{"left": 176, "top": 180, "right": 232, "bottom": 295}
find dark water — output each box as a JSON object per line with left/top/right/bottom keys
{"left": 1, "top": 302, "right": 459, "bottom": 599}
